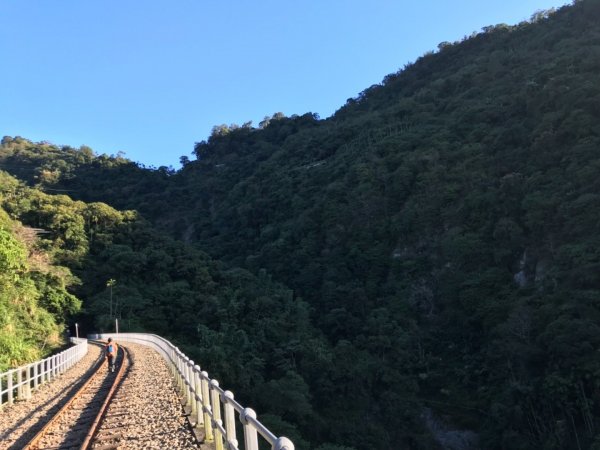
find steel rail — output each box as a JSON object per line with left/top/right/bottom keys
{"left": 22, "top": 342, "right": 128, "bottom": 450}
{"left": 80, "top": 345, "right": 130, "bottom": 449}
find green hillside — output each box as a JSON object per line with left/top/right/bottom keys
{"left": 0, "top": 172, "right": 81, "bottom": 370}
{"left": 2, "top": 1, "right": 600, "bottom": 448}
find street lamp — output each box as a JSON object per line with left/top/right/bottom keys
{"left": 75, "top": 323, "right": 79, "bottom": 339}
{"left": 106, "top": 279, "right": 116, "bottom": 318}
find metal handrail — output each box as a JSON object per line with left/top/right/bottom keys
{"left": 93, "top": 332, "right": 295, "bottom": 450}
{"left": 0, "top": 337, "right": 88, "bottom": 407}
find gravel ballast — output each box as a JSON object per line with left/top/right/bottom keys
{"left": 0, "top": 341, "right": 200, "bottom": 449}
{"left": 0, "top": 343, "right": 103, "bottom": 450}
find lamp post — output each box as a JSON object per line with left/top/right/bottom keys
{"left": 106, "top": 279, "right": 116, "bottom": 318}
{"left": 75, "top": 323, "right": 79, "bottom": 339}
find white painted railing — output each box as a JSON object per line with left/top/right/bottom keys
{"left": 94, "top": 332, "right": 295, "bottom": 450}
{"left": 0, "top": 337, "right": 88, "bottom": 407}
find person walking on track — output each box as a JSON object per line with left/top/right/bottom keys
{"left": 105, "top": 338, "right": 118, "bottom": 372}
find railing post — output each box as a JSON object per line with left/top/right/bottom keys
{"left": 175, "top": 349, "right": 183, "bottom": 392}
{"left": 186, "top": 359, "right": 194, "bottom": 411}
{"left": 201, "top": 371, "right": 214, "bottom": 442}
{"left": 7, "top": 370, "right": 13, "bottom": 404}
{"left": 210, "top": 380, "right": 224, "bottom": 450}
{"left": 17, "top": 368, "right": 23, "bottom": 399}
{"left": 24, "top": 365, "right": 32, "bottom": 399}
{"left": 194, "top": 365, "right": 203, "bottom": 429}
{"left": 180, "top": 356, "right": 187, "bottom": 400}
{"left": 169, "top": 347, "right": 174, "bottom": 377}
{"left": 33, "top": 363, "right": 38, "bottom": 390}
{"left": 174, "top": 352, "right": 180, "bottom": 390}
{"left": 240, "top": 408, "right": 259, "bottom": 450}
{"left": 179, "top": 353, "right": 186, "bottom": 396}
{"left": 224, "top": 391, "right": 238, "bottom": 450}
{"left": 172, "top": 348, "right": 178, "bottom": 379}
{"left": 172, "top": 348, "right": 178, "bottom": 380}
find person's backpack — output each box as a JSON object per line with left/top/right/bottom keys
{"left": 107, "top": 344, "right": 114, "bottom": 354}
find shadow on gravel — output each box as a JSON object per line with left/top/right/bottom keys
{"left": 4, "top": 346, "right": 105, "bottom": 450}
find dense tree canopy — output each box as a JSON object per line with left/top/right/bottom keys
{"left": 0, "top": 173, "right": 81, "bottom": 370}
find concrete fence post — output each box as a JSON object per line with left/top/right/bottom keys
{"left": 174, "top": 351, "right": 180, "bottom": 390}
{"left": 224, "top": 390, "right": 238, "bottom": 450}
{"left": 210, "top": 380, "right": 224, "bottom": 450}
{"left": 16, "top": 368, "right": 23, "bottom": 399}
{"left": 240, "top": 408, "right": 259, "bottom": 450}
{"left": 7, "top": 371, "right": 13, "bottom": 404}
{"left": 182, "top": 357, "right": 189, "bottom": 404}
{"left": 193, "top": 365, "right": 203, "bottom": 428}
{"left": 170, "top": 347, "right": 176, "bottom": 378}
{"left": 186, "top": 359, "right": 194, "bottom": 411}
{"left": 201, "top": 371, "right": 214, "bottom": 442}
{"left": 172, "top": 348, "right": 178, "bottom": 380}
{"left": 24, "top": 365, "right": 32, "bottom": 399}
{"left": 181, "top": 356, "right": 187, "bottom": 399}
{"left": 33, "top": 363, "right": 38, "bottom": 390}
{"left": 176, "top": 349, "right": 184, "bottom": 392}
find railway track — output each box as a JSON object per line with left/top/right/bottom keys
{"left": 22, "top": 343, "right": 130, "bottom": 450}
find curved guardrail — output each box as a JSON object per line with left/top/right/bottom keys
{"left": 93, "top": 333, "right": 295, "bottom": 450}
{"left": 0, "top": 337, "right": 88, "bottom": 406}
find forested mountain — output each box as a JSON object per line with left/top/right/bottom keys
{"left": 2, "top": 1, "right": 600, "bottom": 448}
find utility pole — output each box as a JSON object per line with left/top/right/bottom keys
{"left": 106, "top": 279, "right": 116, "bottom": 318}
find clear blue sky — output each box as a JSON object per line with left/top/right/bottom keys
{"left": 0, "top": 1, "right": 570, "bottom": 168}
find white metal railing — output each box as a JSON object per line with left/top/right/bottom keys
{"left": 93, "top": 333, "right": 295, "bottom": 450}
{"left": 0, "top": 337, "right": 88, "bottom": 407}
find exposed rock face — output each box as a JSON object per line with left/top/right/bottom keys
{"left": 422, "top": 408, "right": 480, "bottom": 450}
{"left": 513, "top": 249, "right": 552, "bottom": 289}
{"left": 513, "top": 250, "right": 529, "bottom": 288}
